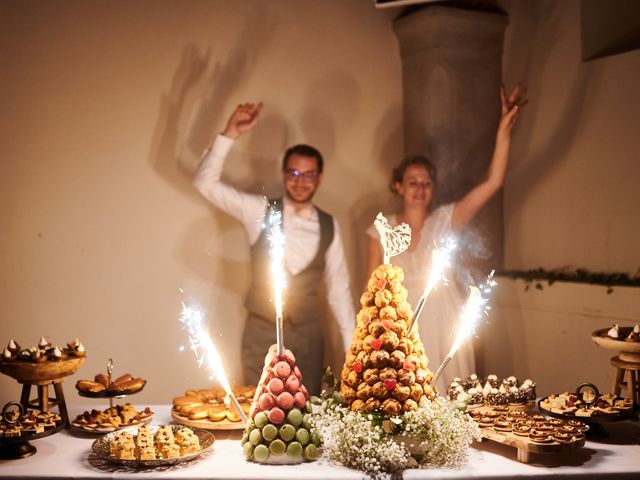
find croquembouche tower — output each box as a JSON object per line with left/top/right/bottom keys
{"left": 341, "top": 214, "right": 436, "bottom": 414}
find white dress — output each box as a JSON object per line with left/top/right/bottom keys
{"left": 367, "top": 205, "right": 476, "bottom": 394}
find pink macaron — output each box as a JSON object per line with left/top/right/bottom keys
{"left": 283, "top": 349, "right": 296, "bottom": 364}
{"left": 277, "top": 391, "right": 294, "bottom": 410}
{"left": 273, "top": 361, "right": 291, "bottom": 378}
{"left": 267, "top": 377, "right": 284, "bottom": 395}
{"left": 285, "top": 375, "right": 300, "bottom": 393}
{"left": 263, "top": 350, "right": 277, "bottom": 367}
{"left": 267, "top": 407, "right": 285, "bottom": 425}
{"left": 293, "top": 391, "right": 307, "bottom": 409}
{"left": 294, "top": 366, "right": 302, "bottom": 379}
{"left": 258, "top": 392, "right": 275, "bottom": 411}
{"left": 300, "top": 384, "right": 308, "bottom": 397}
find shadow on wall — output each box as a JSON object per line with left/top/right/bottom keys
{"left": 347, "top": 105, "right": 403, "bottom": 289}
{"left": 505, "top": 0, "right": 602, "bottom": 267}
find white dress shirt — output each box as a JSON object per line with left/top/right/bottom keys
{"left": 193, "top": 135, "right": 355, "bottom": 352}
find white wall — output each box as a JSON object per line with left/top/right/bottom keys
{"left": 501, "top": 0, "right": 640, "bottom": 272}
{"left": 482, "top": 0, "right": 640, "bottom": 395}
{"left": 0, "top": 0, "right": 403, "bottom": 406}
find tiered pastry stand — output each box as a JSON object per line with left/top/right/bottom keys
{"left": 73, "top": 359, "right": 149, "bottom": 433}
{"left": 591, "top": 328, "right": 640, "bottom": 407}
{"left": 0, "top": 356, "right": 85, "bottom": 428}
{"left": 0, "top": 401, "right": 64, "bottom": 459}
{"left": 77, "top": 358, "right": 146, "bottom": 405}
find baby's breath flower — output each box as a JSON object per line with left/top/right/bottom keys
{"left": 314, "top": 397, "right": 480, "bottom": 478}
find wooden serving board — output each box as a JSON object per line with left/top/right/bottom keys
{"left": 0, "top": 357, "right": 85, "bottom": 383}
{"left": 171, "top": 410, "right": 245, "bottom": 431}
{"left": 479, "top": 427, "right": 585, "bottom": 463}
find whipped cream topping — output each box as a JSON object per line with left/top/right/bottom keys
{"left": 634, "top": 324, "right": 640, "bottom": 334}
{"left": 8, "top": 339, "right": 18, "bottom": 350}
{"left": 469, "top": 374, "right": 478, "bottom": 381}
{"left": 53, "top": 347, "right": 62, "bottom": 358}
{"left": 608, "top": 324, "right": 620, "bottom": 338}
{"left": 2, "top": 347, "right": 11, "bottom": 359}
{"left": 38, "top": 336, "right": 49, "bottom": 348}
{"left": 77, "top": 342, "right": 85, "bottom": 352}
{"left": 482, "top": 381, "right": 492, "bottom": 395}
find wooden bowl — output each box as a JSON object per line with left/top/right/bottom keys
{"left": 0, "top": 356, "right": 86, "bottom": 383}
{"left": 591, "top": 328, "right": 640, "bottom": 362}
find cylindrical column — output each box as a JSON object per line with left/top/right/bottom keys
{"left": 394, "top": 5, "right": 508, "bottom": 270}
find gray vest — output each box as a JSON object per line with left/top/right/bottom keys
{"left": 245, "top": 198, "right": 334, "bottom": 324}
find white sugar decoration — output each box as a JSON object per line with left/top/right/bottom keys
{"left": 374, "top": 212, "right": 411, "bottom": 265}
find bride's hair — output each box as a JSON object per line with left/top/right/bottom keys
{"left": 389, "top": 155, "right": 437, "bottom": 195}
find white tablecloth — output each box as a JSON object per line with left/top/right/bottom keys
{"left": 1, "top": 405, "right": 639, "bottom": 479}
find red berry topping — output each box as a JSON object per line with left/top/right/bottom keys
{"left": 403, "top": 357, "right": 417, "bottom": 371}
{"left": 352, "top": 361, "right": 363, "bottom": 373}
{"left": 382, "top": 319, "right": 394, "bottom": 330}
{"left": 374, "top": 278, "right": 386, "bottom": 290}
{"left": 384, "top": 379, "right": 397, "bottom": 390}
{"left": 362, "top": 314, "right": 371, "bottom": 326}
{"left": 371, "top": 338, "right": 383, "bottom": 350}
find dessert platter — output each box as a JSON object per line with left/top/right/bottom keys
{"left": 91, "top": 424, "right": 214, "bottom": 466}
{"left": 469, "top": 405, "right": 588, "bottom": 463}
{"left": 172, "top": 385, "right": 254, "bottom": 430}
{"left": 447, "top": 374, "right": 536, "bottom": 411}
{"left": 0, "top": 337, "right": 87, "bottom": 427}
{"left": 0, "top": 337, "right": 86, "bottom": 383}
{"left": 592, "top": 324, "right": 640, "bottom": 362}
{"left": 0, "top": 401, "right": 64, "bottom": 460}
{"left": 71, "top": 403, "right": 154, "bottom": 433}
{"left": 539, "top": 383, "right": 635, "bottom": 422}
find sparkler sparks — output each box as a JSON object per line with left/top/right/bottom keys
{"left": 179, "top": 302, "right": 247, "bottom": 424}
{"left": 266, "top": 205, "right": 286, "bottom": 356}
{"left": 408, "top": 236, "right": 458, "bottom": 332}
{"left": 431, "top": 270, "right": 496, "bottom": 385}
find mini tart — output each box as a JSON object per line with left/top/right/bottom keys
{"left": 510, "top": 410, "right": 527, "bottom": 418}
{"left": 534, "top": 423, "right": 554, "bottom": 432}
{"left": 484, "top": 410, "right": 501, "bottom": 418}
{"left": 477, "top": 416, "right": 496, "bottom": 426}
{"left": 530, "top": 414, "right": 546, "bottom": 421}
{"left": 553, "top": 431, "right": 575, "bottom": 443}
{"left": 547, "top": 418, "right": 564, "bottom": 426}
{"left": 493, "top": 420, "right": 513, "bottom": 432}
{"left": 529, "top": 433, "right": 554, "bottom": 443}
{"left": 513, "top": 425, "right": 532, "bottom": 436}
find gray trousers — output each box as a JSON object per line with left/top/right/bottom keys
{"left": 242, "top": 313, "right": 324, "bottom": 396}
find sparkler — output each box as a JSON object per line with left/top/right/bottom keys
{"left": 431, "top": 271, "right": 496, "bottom": 385}
{"left": 266, "top": 205, "right": 286, "bottom": 356}
{"left": 407, "top": 236, "right": 457, "bottom": 332}
{"left": 179, "top": 302, "right": 247, "bottom": 424}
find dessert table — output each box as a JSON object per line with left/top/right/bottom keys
{"left": 1, "top": 405, "right": 639, "bottom": 480}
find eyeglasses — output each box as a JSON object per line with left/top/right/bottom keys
{"left": 284, "top": 168, "right": 319, "bottom": 182}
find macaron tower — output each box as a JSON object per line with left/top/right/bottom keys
{"left": 241, "top": 345, "right": 320, "bottom": 464}
{"left": 341, "top": 264, "right": 436, "bottom": 415}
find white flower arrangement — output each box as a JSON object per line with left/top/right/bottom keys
{"left": 314, "top": 396, "right": 480, "bottom": 478}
